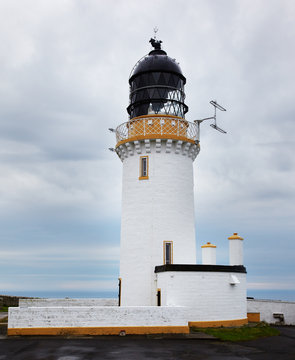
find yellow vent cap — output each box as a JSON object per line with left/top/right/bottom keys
{"left": 228, "top": 233, "right": 244, "bottom": 240}
{"left": 201, "top": 242, "right": 217, "bottom": 248}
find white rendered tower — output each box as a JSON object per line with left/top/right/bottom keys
{"left": 7, "top": 40, "right": 248, "bottom": 337}
{"left": 115, "top": 39, "right": 200, "bottom": 306}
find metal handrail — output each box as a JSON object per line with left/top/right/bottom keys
{"left": 115, "top": 116, "right": 199, "bottom": 145}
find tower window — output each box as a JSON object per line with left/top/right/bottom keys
{"left": 163, "top": 241, "right": 173, "bottom": 264}
{"left": 139, "top": 156, "right": 149, "bottom": 180}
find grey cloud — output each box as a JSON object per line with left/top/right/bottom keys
{"left": 0, "top": 0, "right": 294, "bottom": 296}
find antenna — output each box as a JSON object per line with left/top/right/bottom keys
{"left": 210, "top": 100, "right": 226, "bottom": 112}
{"left": 194, "top": 100, "right": 227, "bottom": 134}
{"left": 209, "top": 100, "right": 227, "bottom": 134}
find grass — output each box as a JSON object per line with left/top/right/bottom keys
{"left": 191, "top": 323, "right": 280, "bottom": 341}
{"left": 0, "top": 306, "right": 8, "bottom": 312}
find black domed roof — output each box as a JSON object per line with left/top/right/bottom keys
{"left": 127, "top": 38, "right": 188, "bottom": 119}
{"left": 129, "top": 41, "right": 185, "bottom": 84}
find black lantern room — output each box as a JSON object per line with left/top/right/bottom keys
{"left": 127, "top": 39, "right": 188, "bottom": 120}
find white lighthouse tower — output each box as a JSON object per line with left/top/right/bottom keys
{"left": 8, "top": 38, "right": 248, "bottom": 336}
{"left": 115, "top": 38, "right": 200, "bottom": 306}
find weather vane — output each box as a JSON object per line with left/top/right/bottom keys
{"left": 150, "top": 27, "right": 162, "bottom": 50}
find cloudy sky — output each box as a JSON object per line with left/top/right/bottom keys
{"left": 0, "top": 0, "right": 294, "bottom": 299}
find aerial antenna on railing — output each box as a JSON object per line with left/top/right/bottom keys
{"left": 193, "top": 100, "right": 227, "bottom": 142}
{"left": 209, "top": 101, "right": 227, "bottom": 133}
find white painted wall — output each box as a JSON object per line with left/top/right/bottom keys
{"left": 247, "top": 299, "right": 295, "bottom": 325}
{"left": 9, "top": 269, "right": 247, "bottom": 329}
{"left": 19, "top": 298, "right": 118, "bottom": 307}
{"left": 157, "top": 271, "right": 247, "bottom": 321}
{"left": 10, "top": 298, "right": 295, "bottom": 330}
{"left": 8, "top": 306, "right": 188, "bottom": 329}
{"left": 120, "top": 139, "right": 198, "bottom": 306}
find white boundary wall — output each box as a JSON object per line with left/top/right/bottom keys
{"left": 247, "top": 299, "right": 295, "bottom": 325}
{"left": 8, "top": 306, "right": 188, "bottom": 329}
{"left": 9, "top": 299, "right": 295, "bottom": 330}
{"left": 19, "top": 298, "right": 117, "bottom": 307}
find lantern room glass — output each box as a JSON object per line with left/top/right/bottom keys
{"left": 128, "top": 68, "right": 188, "bottom": 119}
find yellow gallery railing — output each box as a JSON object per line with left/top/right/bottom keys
{"left": 116, "top": 115, "right": 198, "bottom": 147}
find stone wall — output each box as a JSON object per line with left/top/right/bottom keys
{"left": 0, "top": 295, "right": 33, "bottom": 307}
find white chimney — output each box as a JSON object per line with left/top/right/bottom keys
{"left": 201, "top": 242, "right": 216, "bottom": 265}
{"left": 228, "top": 233, "right": 244, "bottom": 265}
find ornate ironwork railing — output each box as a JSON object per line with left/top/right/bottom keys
{"left": 116, "top": 115, "right": 198, "bottom": 145}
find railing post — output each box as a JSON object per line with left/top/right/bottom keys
{"left": 186, "top": 122, "right": 189, "bottom": 139}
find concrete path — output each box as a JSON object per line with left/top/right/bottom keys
{"left": 0, "top": 326, "right": 294, "bottom": 359}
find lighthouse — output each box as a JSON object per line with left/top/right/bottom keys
{"left": 8, "top": 38, "right": 249, "bottom": 335}
{"left": 115, "top": 38, "right": 200, "bottom": 306}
